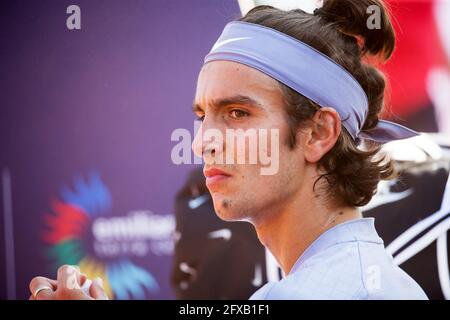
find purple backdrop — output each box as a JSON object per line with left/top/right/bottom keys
{"left": 0, "top": 0, "right": 240, "bottom": 299}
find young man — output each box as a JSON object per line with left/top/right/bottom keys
{"left": 29, "top": 0, "right": 428, "bottom": 300}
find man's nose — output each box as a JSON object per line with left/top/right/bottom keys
{"left": 192, "top": 122, "right": 204, "bottom": 158}
{"left": 191, "top": 119, "right": 223, "bottom": 163}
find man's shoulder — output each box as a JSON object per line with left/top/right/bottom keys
{"left": 261, "top": 240, "right": 428, "bottom": 300}
{"left": 265, "top": 242, "right": 367, "bottom": 299}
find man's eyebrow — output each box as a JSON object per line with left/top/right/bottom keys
{"left": 192, "top": 95, "right": 263, "bottom": 112}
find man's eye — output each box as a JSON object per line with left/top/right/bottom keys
{"left": 229, "top": 109, "right": 249, "bottom": 120}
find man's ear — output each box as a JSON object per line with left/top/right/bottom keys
{"left": 303, "top": 107, "right": 341, "bottom": 163}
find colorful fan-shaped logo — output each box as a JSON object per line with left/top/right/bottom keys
{"left": 42, "top": 172, "right": 160, "bottom": 299}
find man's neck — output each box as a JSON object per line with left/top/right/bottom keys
{"left": 252, "top": 187, "right": 362, "bottom": 275}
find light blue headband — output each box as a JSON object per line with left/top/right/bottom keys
{"left": 204, "top": 21, "right": 418, "bottom": 144}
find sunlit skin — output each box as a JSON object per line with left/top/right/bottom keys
{"left": 192, "top": 61, "right": 362, "bottom": 275}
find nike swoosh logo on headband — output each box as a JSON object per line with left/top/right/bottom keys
{"left": 211, "top": 37, "right": 251, "bottom": 51}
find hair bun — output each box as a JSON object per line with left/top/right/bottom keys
{"left": 319, "top": 0, "right": 395, "bottom": 61}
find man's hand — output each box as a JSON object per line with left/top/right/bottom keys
{"left": 29, "top": 265, "right": 109, "bottom": 300}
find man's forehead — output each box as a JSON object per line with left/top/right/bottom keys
{"left": 193, "top": 94, "right": 265, "bottom": 112}
{"left": 199, "top": 60, "right": 277, "bottom": 85}
{"left": 195, "top": 61, "right": 282, "bottom": 106}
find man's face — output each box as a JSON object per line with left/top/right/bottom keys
{"left": 192, "top": 61, "right": 307, "bottom": 223}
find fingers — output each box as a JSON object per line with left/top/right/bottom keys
{"left": 55, "top": 264, "right": 90, "bottom": 300}
{"left": 89, "top": 277, "right": 109, "bottom": 300}
{"left": 29, "top": 276, "right": 57, "bottom": 293}
{"left": 29, "top": 276, "right": 56, "bottom": 300}
{"left": 80, "top": 273, "right": 87, "bottom": 286}
{"left": 29, "top": 265, "right": 91, "bottom": 300}
{"left": 56, "top": 264, "right": 81, "bottom": 290}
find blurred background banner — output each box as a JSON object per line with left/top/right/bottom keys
{"left": 0, "top": 0, "right": 241, "bottom": 299}
{"left": 1, "top": 0, "right": 449, "bottom": 300}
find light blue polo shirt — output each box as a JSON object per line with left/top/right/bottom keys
{"left": 249, "top": 218, "right": 428, "bottom": 300}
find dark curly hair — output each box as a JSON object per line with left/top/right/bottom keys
{"left": 239, "top": 0, "right": 397, "bottom": 207}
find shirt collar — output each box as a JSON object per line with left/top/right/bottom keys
{"left": 289, "top": 218, "right": 384, "bottom": 275}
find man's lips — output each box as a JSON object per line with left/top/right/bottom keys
{"left": 204, "top": 167, "right": 231, "bottom": 178}
{"left": 203, "top": 168, "right": 231, "bottom": 187}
